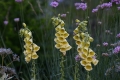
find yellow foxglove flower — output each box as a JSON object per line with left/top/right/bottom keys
{"left": 57, "top": 36, "right": 66, "bottom": 42}
{"left": 85, "top": 42, "right": 90, "bottom": 48}
{"left": 60, "top": 48, "right": 66, "bottom": 53}
{"left": 55, "top": 25, "right": 61, "bottom": 31}
{"left": 84, "top": 64, "right": 92, "bottom": 71}
{"left": 88, "top": 49, "right": 95, "bottom": 57}
{"left": 24, "top": 38, "right": 33, "bottom": 45}
{"left": 80, "top": 60, "right": 88, "bottom": 66}
{"left": 66, "top": 45, "right": 72, "bottom": 51}
{"left": 92, "top": 59, "right": 99, "bottom": 66}
{"left": 25, "top": 56, "right": 31, "bottom": 63}
{"left": 33, "top": 43, "right": 40, "bottom": 51}
{"left": 55, "top": 43, "right": 61, "bottom": 49}
{"left": 89, "top": 36, "right": 94, "bottom": 42}
{"left": 54, "top": 38, "right": 60, "bottom": 43}
{"left": 75, "top": 19, "right": 80, "bottom": 23}
{"left": 32, "top": 52, "right": 39, "bottom": 59}
{"left": 58, "top": 28, "right": 66, "bottom": 34}
{"left": 79, "top": 53, "right": 87, "bottom": 59}
{"left": 60, "top": 21, "right": 65, "bottom": 27}
{"left": 23, "top": 23, "right": 26, "bottom": 27}
{"left": 25, "top": 49, "right": 32, "bottom": 54}
{"left": 63, "top": 32, "right": 69, "bottom": 38}
{"left": 25, "top": 32, "right": 32, "bottom": 38}
{"left": 27, "top": 54, "right": 32, "bottom": 58}
{"left": 55, "top": 32, "right": 60, "bottom": 37}
{"left": 82, "top": 47, "right": 88, "bottom": 55}
{"left": 86, "top": 57, "right": 93, "bottom": 62}
{"left": 73, "top": 28, "right": 79, "bottom": 34}
{"left": 80, "top": 32, "right": 85, "bottom": 38}
{"left": 77, "top": 47, "right": 82, "bottom": 53}
{"left": 73, "top": 34, "right": 80, "bottom": 41}
{"left": 76, "top": 40, "right": 81, "bottom": 45}
{"left": 23, "top": 50, "right": 28, "bottom": 56}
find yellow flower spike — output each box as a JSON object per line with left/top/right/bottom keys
{"left": 55, "top": 25, "right": 61, "bottom": 31}
{"left": 80, "top": 60, "right": 88, "bottom": 66}
{"left": 33, "top": 43, "right": 40, "bottom": 51}
{"left": 92, "top": 59, "right": 99, "bottom": 66}
{"left": 83, "top": 21, "right": 88, "bottom": 24}
{"left": 79, "top": 53, "right": 87, "bottom": 59}
{"left": 89, "top": 36, "right": 94, "bottom": 42}
{"left": 88, "top": 49, "right": 95, "bottom": 57}
{"left": 75, "top": 19, "right": 80, "bottom": 23}
{"left": 25, "top": 32, "right": 32, "bottom": 38}
{"left": 25, "top": 56, "right": 31, "bottom": 63}
{"left": 23, "top": 23, "right": 26, "bottom": 27}
{"left": 84, "top": 64, "right": 92, "bottom": 71}
{"left": 32, "top": 52, "right": 39, "bottom": 59}
{"left": 86, "top": 57, "right": 93, "bottom": 62}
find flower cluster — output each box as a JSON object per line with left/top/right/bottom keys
{"left": 111, "top": 0, "right": 120, "bottom": 4}
{"left": 116, "top": 33, "right": 120, "bottom": 38}
{"left": 19, "top": 23, "right": 40, "bottom": 63}
{"left": 51, "top": 15, "right": 72, "bottom": 55}
{"left": 113, "top": 46, "right": 120, "bottom": 54}
{"left": 74, "top": 3, "right": 87, "bottom": 10}
{"left": 50, "top": 1, "right": 59, "bottom": 8}
{"left": 92, "top": 2, "right": 112, "bottom": 13}
{"left": 73, "top": 19, "right": 98, "bottom": 71}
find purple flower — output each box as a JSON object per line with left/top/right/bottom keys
{"left": 100, "top": 2, "right": 112, "bottom": 9}
{"left": 116, "top": 33, "right": 120, "bottom": 38}
{"left": 15, "top": 0, "right": 22, "bottom": 2}
{"left": 75, "top": 55, "right": 81, "bottom": 62}
{"left": 111, "top": 0, "right": 120, "bottom": 4}
{"left": 61, "top": 14, "right": 66, "bottom": 17}
{"left": 102, "top": 53, "right": 109, "bottom": 57}
{"left": 113, "top": 46, "right": 120, "bottom": 54}
{"left": 117, "top": 7, "right": 120, "bottom": 10}
{"left": 103, "top": 42, "right": 108, "bottom": 46}
{"left": 14, "top": 18, "right": 20, "bottom": 22}
{"left": 92, "top": 8, "right": 98, "bottom": 13}
{"left": 50, "top": 1, "right": 59, "bottom": 8}
{"left": 3, "top": 20, "right": 8, "bottom": 25}
{"left": 75, "top": 3, "right": 87, "bottom": 10}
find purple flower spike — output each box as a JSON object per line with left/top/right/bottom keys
{"left": 14, "top": 18, "right": 20, "bottom": 22}
{"left": 61, "top": 14, "right": 66, "bottom": 17}
{"left": 103, "top": 42, "right": 108, "bottom": 46}
{"left": 50, "top": 1, "right": 59, "bottom": 8}
{"left": 4, "top": 20, "right": 8, "bottom": 25}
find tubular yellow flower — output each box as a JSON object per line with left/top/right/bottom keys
{"left": 89, "top": 36, "right": 94, "bottom": 42}
{"left": 84, "top": 64, "right": 92, "bottom": 71}
{"left": 63, "top": 32, "right": 69, "bottom": 38}
{"left": 33, "top": 43, "right": 40, "bottom": 51}
{"left": 55, "top": 32, "right": 61, "bottom": 37}
{"left": 73, "top": 28, "right": 79, "bottom": 34}
{"left": 25, "top": 56, "right": 31, "bottom": 63}
{"left": 85, "top": 41, "right": 90, "bottom": 48}
{"left": 60, "top": 48, "right": 66, "bottom": 53}
{"left": 77, "top": 46, "right": 82, "bottom": 53}
{"left": 58, "top": 28, "right": 66, "bottom": 34}
{"left": 76, "top": 40, "right": 81, "bottom": 45}
{"left": 80, "top": 60, "right": 88, "bottom": 66}
{"left": 82, "top": 47, "right": 88, "bottom": 55}
{"left": 66, "top": 45, "right": 72, "bottom": 51}
{"left": 32, "top": 52, "right": 39, "bottom": 59}
{"left": 86, "top": 57, "right": 93, "bottom": 62}
{"left": 92, "top": 59, "right": 99, "bottom": 66}
{"left": 55, "top": 43, "right": 61, "bottom": 49}
{"left": 88, "top": 49, "right": 95, "bottom": 57}
{"left": 23, "top": 23, "right": 26, "bottom": 27}
{"left": 55, "top": 25, "right": 62, "bottom": 31}
{"left": 73, "top": 34, "right": 80, "bottom": 41}
{"left": 57, "top": 36, "right": 66, "bottom": 42}
{"left": 79, "top": 53, "right": 87, "bottom": 59}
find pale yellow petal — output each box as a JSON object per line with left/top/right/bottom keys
{"left": 92, "top": 59, "right": 99, "bottom": 66}
{"left": 84, "top": 64, "right": 92, "bottom": 71}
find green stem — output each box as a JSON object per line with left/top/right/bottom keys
{"left": 31, "top": 60, "right": 36, "bottom": 80}
{"left": 60, "top": 53, "right": 65, "bottom": 80}
{"left": 74, "top": 62, "right": 80, "bottom": 80}
{"left": 86, "top": 71, "right": 91, "bottom": 80}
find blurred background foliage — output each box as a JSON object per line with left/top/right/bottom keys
{"left": 0, "top": 0, "right": 120, "bottom": 80}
